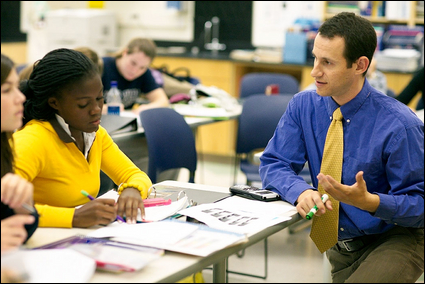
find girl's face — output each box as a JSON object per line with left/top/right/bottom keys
{"left": 1, "top": 68, "right": 25, "bottom": 132}
{"left": 48, "top": 74, "right": 104, "bottom": 134}
{"left": 117, "top": 50, "right": 151, "bottom": 81}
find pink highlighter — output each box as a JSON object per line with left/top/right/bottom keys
{"left": 143, "top": 198, "right": 172, "bottom": 207}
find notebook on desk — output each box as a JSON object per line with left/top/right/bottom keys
{"left": 100, "top": 114, "right": 138, "bottom": 134}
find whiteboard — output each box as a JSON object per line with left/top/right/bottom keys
{"left": 252, "top": 1, "right": 323, "bottom": 48}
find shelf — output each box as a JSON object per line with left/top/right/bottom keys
{"left": 324, "top": 1, "right": 424, "bottom": 27}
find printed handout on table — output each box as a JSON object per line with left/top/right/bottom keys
{"left": 177, "top": 195, "right": 297, "bottom": 235}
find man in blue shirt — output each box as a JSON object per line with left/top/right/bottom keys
{"left": 260, "top": 12, "right": 424, "bottom": 282}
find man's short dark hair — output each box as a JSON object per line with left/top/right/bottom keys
{"left": 318, "top": 12, "right": 377, "bottom": 74}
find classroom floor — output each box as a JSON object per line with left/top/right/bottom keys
{"left": 177, "top": 154, "right": 424, "bottom": 283}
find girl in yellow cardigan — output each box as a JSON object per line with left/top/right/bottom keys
{"left": 13, "top": 48, "right": 152, "bottom": 228}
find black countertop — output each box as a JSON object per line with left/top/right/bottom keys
{"left": 156, "top": 50, "right": 232, "bottom": 61}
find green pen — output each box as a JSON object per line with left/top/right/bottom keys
{"left": 306, "top": 194, "right": 329, "bottom": 220}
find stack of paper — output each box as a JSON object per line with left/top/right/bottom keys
{"left": 375, "top": 49, "right": 421, "bottom": 72}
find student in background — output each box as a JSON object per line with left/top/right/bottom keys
{"left": 102, "top": 37, "right": 169, "bottom": 115}
{"left": 74, "top": 47, "right": 104, "bottom": 75}
{"left": 13, "top": 48, "right": 152, "bottom": 228}
{"left": 366, "top": 56, "right": 387, "bottom": 95}
{"left": 260, "top": 12, "right": 424, "bottom": 282}
{"left": 1, "top": 53, "right": 39, "bottom": 252}
{"left": 102, "top": 38, "right": 180, "bottom": 182}
{"left": 396, "top": 66, "right": 424, "bottom": 111}
{"left": 18, "top": 46, "right": 104, "bottom": 81}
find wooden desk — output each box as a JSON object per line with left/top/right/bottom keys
{"left": 24, "top": 181, "right": 301, "bottom": 283}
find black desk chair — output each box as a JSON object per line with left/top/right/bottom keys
{"left": 239, "top": 72, "right": 299, "bottom": 99}
{"left": 140, "top": 108, "right": 197, "bottom": 184}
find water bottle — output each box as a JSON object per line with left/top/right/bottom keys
{"left": 107, "top": 81, "right": 121, "bottom": 116}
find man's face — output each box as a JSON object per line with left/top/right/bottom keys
{"left": 310, "top": 34, "right": 358, "bottom": 103}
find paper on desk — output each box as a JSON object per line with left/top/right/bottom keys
{"left": 71, "top": 243, "right": 163, "bottom": 272}
{"left": 87, "top": 221, "right": 198, "bottom": 246}
{"left": 1, "top": 248, "right": 96, "bottom": 283}
{"left": 172, "top": 104, "right": 229, "bottom": 118}
{"left": 120, "top": 110, "right": 141, "bottom": 127}
{"left": 93, "top": 219, "right": 248, "bottom": 257}
{"left": 178, "top": 195, "right": 297, "bottom": 236}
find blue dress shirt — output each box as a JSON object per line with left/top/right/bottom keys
{"left": 259, "top": 80, "right": 424, "bottom": 240}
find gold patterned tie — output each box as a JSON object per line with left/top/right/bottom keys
{"left": 310, "top": 107, "right": 343, "bottom": 253}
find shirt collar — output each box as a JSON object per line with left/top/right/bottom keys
{"left": 53, "top": 114, "right": 96, "bottom": 158}
{"left": 325, "top": 79, "right": 372, "bottom": 122}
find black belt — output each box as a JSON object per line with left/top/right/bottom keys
{"left": 337, "top": 234, "right": 379, "bottom": 252}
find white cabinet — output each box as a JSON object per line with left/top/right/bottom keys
{"left": 28, "top": 9, "right": 117, "bottom": 62}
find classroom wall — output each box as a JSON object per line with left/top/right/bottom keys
{"left": 20, "top": 1, "right": 195, "bottom": 46}
{"left": 16, "top": 1, "right": 324, "bottom": 60}
{"left": 252, "top": 1, "right": 323, "bottom": 47}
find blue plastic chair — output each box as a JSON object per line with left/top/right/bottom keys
{"left": 234, "top": 94, "right": 291, "bottom": 186}
{"left": 239, "top": 72, "right": 299, "bottom": 99}
{"left": 140, "top": 108, "right": 197, "bottom": 184}
{"left": 387, "top": 88, "right": 396, "bottom": 98}
{"left": 16, "top": 63, "right": 28, "bottom": 74}
{"left": 233, "top": 94, "right": 312, "bottom": 186}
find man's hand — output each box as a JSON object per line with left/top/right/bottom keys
{"left": 317, "top": 171, "right": 380, "bottom": 213}
{"left": 296, "top": 189, "right": 333, "bottom": 219}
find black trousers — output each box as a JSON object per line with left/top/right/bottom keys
{"left": 326, "top": 226, "right": 424, "bottom": 283}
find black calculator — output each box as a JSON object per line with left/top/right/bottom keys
{"left": 229, "top": 184, "right": 281, "bottom": 202}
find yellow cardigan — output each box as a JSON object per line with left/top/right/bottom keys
{"left": 13, "top": 119, "right": 152, "bottom": 228}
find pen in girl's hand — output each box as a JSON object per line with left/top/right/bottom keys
{"left": 21, "top": 203, "right": 37, "bottom": 215}
{"left": 80, "top": 190, "right": 125, "bottom": 222}
{"left": 80, "top": 190, "right": 95, "bottom": 200}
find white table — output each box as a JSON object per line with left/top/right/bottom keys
{"left": 24, "top": 181, "right": 300, "bottom": 283}
{"left": 108, "top": 105, "right": 242, "bottom": 139}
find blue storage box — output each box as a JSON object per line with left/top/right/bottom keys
{"left": 284, "top": 32, "right": 307, "bottom": 64}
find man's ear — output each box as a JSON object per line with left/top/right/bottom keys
{"left": 48, "top": 97, "right": 59, "bottom": 110}
{"left": 356, "top": 56, "right": 369, "bottom": 74}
